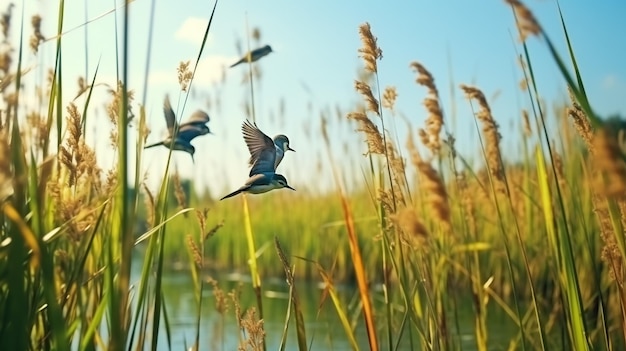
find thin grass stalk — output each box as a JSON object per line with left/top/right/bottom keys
{"left": 3, "top": 6, "right": 36, "bottom": 350}
{"left": 450, "top": 156, "right": 488, "bottom": 349}
{"left": 54, "top": 0, "right": 65, "bottom": 156}
{"left": 241, "top": 14, "right": 265, "bottom": 351}
{"left": 109, "top": 0, "right": 133, "bottom": 347}
{"left": 278, "top": 284, "right": 294, "bottom": 351}
{"left": 467, "top": 105, "right": 530, "bottom": 351}
{"left": 313, "top": 261, "right": 360, "bottom": 351}
{"left": 514, "top": 15, "right": 588, "bottom": 347}
{"left": 322, "top": 122, "right": 379, "bottom": 351}
{"left": 242, "top": 194, "right": 263, "bottom": 313}
{"left": 275, "top": 237, "right": 307, "bottom": 351}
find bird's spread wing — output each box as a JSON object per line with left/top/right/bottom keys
{"left": 163, "top": 94, "right": 176, "bottom": 135}
{"left": 182, "top": 110, "right": 210, "bottom": 126}
{"left": 244, "top": 173, "right": 271, "bottom": 187}
{"left": 177, "top": 124, "right": 207, "bottom": 142}
{"left": 242, "top": 120, "right": 276, "bottom": 175}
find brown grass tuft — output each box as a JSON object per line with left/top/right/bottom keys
{"left": 522, "top": 109, "right": 532, "bottom": 137}
{"left": 237, "top": 307, "right": 265, "bottom": 351}
{"left": 177, "top": 61, "right": 193, "bottom": 92}
{"left": 172, "top": 169, "right": 187, "bottom": 211}
{"left": 567, "top": 87, "right": 594, "bottom": 151}
{"left": 407, "top": 133, "right": 451, "bottom": 230}
{"left": 204, "top": 221, "right": 224, "bottom": 241}
{"left": 142, "top": 183, "right": 155, "bottom": 229}
{"left": 411, "top": 62, "right": 444, "bottom": 154}
{"left": 29, "top": 15, "right": 45, "bottom": 54}
{"left": 186, "top": 235, "right": 202, "bottom": 269}
{"left": 504, "top": 0, "right": 542, "bottom": 42}
{"left": 460, "top": 84, "right": 506, "bottom": 194}
{"left": 390, "top": 206, "right": 429, "bottom": 245}
{"left": 354, "top": 80, "right": 380, "bottom": 116}
{"left": 457, "top": 172, "right": 477, "bottom": 235}
{"left": 0, "top": 4, "right": 13, "bottom": 40}
{"left": 595, "top": 194, "right": 624, "bottom": 284}
{"left": 207, "top": 277, "right": 229, "bottom": 315}
{"left": 106, "top": 81, "right": 135, "bottom": 146}
{"left": 347, "top": 112, "right": 384, "bottom": 155}
{"left": 385, "top": 140, "right": 407, "bottom": 204}
{"left": 357, "top": 22, "right": 383, "bottom": 73}
{"left": 382, "top": 86, "right": 398, "bottom": 111}
{"left": 593, "top": 127, "right": 626, "bottom": 198}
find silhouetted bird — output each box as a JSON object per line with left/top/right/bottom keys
{"left": 144, "top": 94, "right": 211, "bottom": 162}
{"left": 230, "top": 45, "right": 273, "bottom": 68}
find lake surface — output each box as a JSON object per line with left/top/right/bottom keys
{"left": 129, "top": 258, "right": 524, "bottom": 351}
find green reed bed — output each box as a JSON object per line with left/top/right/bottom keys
{"left": 1, "top": 0, "right": 626, "bottom": 350}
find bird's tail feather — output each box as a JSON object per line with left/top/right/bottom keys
{"left": 220, "top": 189, "right": 242, "bottom": 200}
{"left": 144, "top": 141, "right": 164, "bottom": 149}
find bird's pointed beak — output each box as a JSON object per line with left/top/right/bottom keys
{"left": 286, "top": 185, "right": 295, "bottom": 191}
{"left": 288, "top": 146, "right": 295, "bottom": 152}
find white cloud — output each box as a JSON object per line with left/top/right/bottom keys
{"left": 148, "top": 55, "right": 235, "bottom": 86}
{"left": 175, "top": 17, "right": 214, "bottom": 46}
{"left": 602, "top": 74, "right": 619, "bottom": 90}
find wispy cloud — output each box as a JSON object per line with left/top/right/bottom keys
{"left": 148, "top": 55, "right": 235, "bottom": 87}
{"left": 602, "top": 74, "right": 621, "bottom": 90}
{"left": 175, "top": 17, "right": 214, "bottom": 46}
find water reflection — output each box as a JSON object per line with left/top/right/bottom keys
{"left": 130, "top": 258, "right": 521, "bottom": 350}
{"left": 133, "top": 262, "right": 372, "bottom": 350}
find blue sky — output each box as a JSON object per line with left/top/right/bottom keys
{"left": 11, "top": 0, "right": 626, "bottom": 197}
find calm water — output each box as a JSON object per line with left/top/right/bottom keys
{"left": 129, "top": 258, "right": 522, "bottom": 351}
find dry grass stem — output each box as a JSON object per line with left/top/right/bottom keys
{"left": 357, "top": 22, "right": 383, "bottom": 73}
{"left": 354, "top": 80, "right": 380, "bottom": 116}
{"left": 522, "top": 109, "right": 532, "bottom": 137}
{"left": 142, "top": 183, "right": 155, "bottom": 229}
{"left": 29, "top": 15, "right": 45, "bottom": 54}
{"left": 172, "top": 169, "right": 187, "bottom": 210}
{"left": 411, "top": 62, "right": 444, "bottom": 154}
{"left": 237, "top": 307, "right": 265, "bottom": 351}
{"left": 347, "top": 112, "right": 384, "bottom": 155}
{"left": 177, "top": 61, "right": 193, "bottom": 92}
{"left": 593, "top": 127, "right": 626, "bottom": 198}
{"left": 460, "top": 84, "right": 506, "bottom": 193}
{"left": 386, "top": 140, "right": 407, "bottom": 204}
{"left": 390, "top": 206, "right": 429, "bottom": 245}
{"left": 567, "top": 87, "right": 594, "bottom": 150}
{"left": 505, "top": 0, "right": 542, "bottom": 42}
{"left": 186, "top": 235, "right": 202, "bottom": 269}
{"left": 204, "top": 221, "right": 223, "bottom": 241}
{"left": 407, "top": 133, "right": 451, "bottom": 230}
{"left": 382, "top": 86, "right": 398, "bottom": 111}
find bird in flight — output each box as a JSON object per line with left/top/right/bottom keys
{"left": 241, "top": 120, "right": 294, "bottom": 176}
{"left": 144, "top": 94, "right": 211, "bottom": 162}
{"left": 220, "top": 120, "right": 295, "bottom": 200}
{"left": 230, "top": 45, "right": 273, "bottom": 68}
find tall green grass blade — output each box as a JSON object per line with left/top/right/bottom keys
{"left": 80, "top": 294, "right": 108, "bottom": 351}
{"left": 275, "top": 237, "right": 307, "bottom": 351}
{"left": 555, "top": 2, "right": 588, "bottom": 108}
{"left": 535, "top": 146, "right": 588, "bottom": 350}
{"left": 316, "top": 262, "right": 360, "bottom": 351}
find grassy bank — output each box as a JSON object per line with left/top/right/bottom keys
{"left": 1, "top": 0, "right": 626, "bottom": 350}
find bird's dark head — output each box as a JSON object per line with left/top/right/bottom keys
{"left": 265, "top": 45, "right": 273, "bottom": 53}
{"left": 273, "top": 174, "right": 295, "bottom": 191}
{"left": 274, "top": 134, "right": 294, "bottom": 152}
